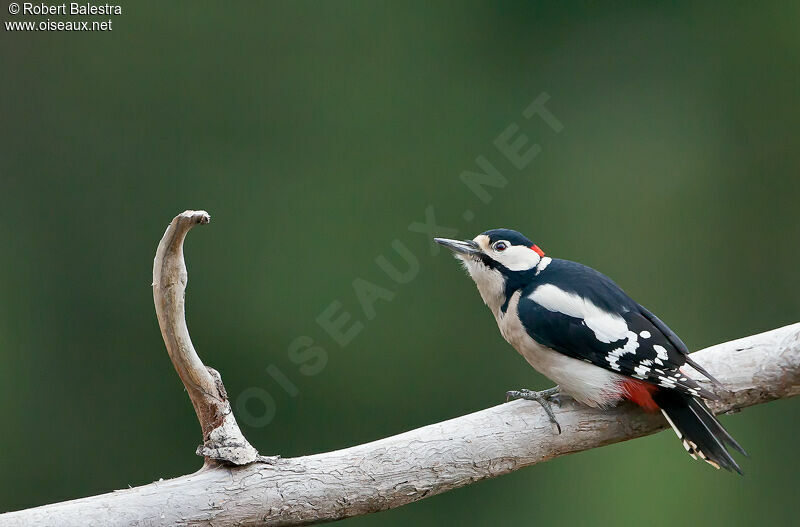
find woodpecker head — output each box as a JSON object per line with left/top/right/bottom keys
{"left": 435, "top": 229, "right": 548, "bottom": 313}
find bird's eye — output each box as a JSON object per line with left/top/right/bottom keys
{"left": 493, "top": 241, "right": 508, "bottom": 252}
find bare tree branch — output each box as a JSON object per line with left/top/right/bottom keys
{"left": 151, "top": 210, "right": 271, "bottom": 466}
{"left": 1, "top": 210, "right": 798, "bottom": 526}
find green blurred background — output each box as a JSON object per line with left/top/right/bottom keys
{"left": 2, "top": 1, "right": 799, "bottom": 525}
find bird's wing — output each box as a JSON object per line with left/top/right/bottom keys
{"left": 517, "top": 281, "right": 716, "bottom": 400}
{"left": 637, "top": 303, "right": 721, "bottom": 386}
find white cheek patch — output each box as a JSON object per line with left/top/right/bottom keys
{"left": 494, "top": 245, "right": 541, "bottom": 271}
{"left": 529, "top": 284, "right": 628, "bottom": 343}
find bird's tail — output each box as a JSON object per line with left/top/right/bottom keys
{"left": 653, "top": 389, "right": 747, "bottom": 474}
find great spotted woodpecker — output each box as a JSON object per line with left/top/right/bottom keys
{"left": 435, "top": 229, "right": 746, "bottom": 473}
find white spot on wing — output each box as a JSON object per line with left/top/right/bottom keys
{"left": 639, "top": 330, "right": 651, "bottom": 339}
{"left": 654, "top": 345, "right": 669, "bottom": 361}
{"left": 658, "top": 377, "right": 677, "bottom": 388}
{"left": 604, "top": 331, "right": 639, "bottom": 371}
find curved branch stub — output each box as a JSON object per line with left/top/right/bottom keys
{"left": 152, "top": 210, "right": 270, "bottom": 466}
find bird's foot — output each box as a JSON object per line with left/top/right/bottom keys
{"left": 506, "top": 386, "right": 562, "bottom": 434}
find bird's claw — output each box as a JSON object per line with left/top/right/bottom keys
{"left": 506, "top": 386, "right": 562, "bottom": 434}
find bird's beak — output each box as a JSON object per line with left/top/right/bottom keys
{"left": 434, "top": 237, "right": 481, "bottom": 256}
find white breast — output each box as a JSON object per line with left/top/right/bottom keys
{"left": 497, "top": 292, "right": 626, "bottom": 408}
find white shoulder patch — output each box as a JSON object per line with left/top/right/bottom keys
{"left": 529, "top": 283, "right": 628, "bottom": 343}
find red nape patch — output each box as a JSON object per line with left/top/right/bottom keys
{"left": 531, "top": 245, "right": 545, "bottom": 257}
{"left": 621, "top": 380, "right": 660, "bottom": 413}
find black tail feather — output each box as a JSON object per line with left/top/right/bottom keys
{"left": 688, "top": 398, "right": 748, "bottom": 457}
{"left": 653, "top": 389, "right": 745, "bottom": 474}
{"left": 684, "top": 403, "right": 743, "bottom": 474}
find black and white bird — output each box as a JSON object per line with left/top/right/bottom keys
{"left": 435, "top": 229, "right": 746, "bottom": 473}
